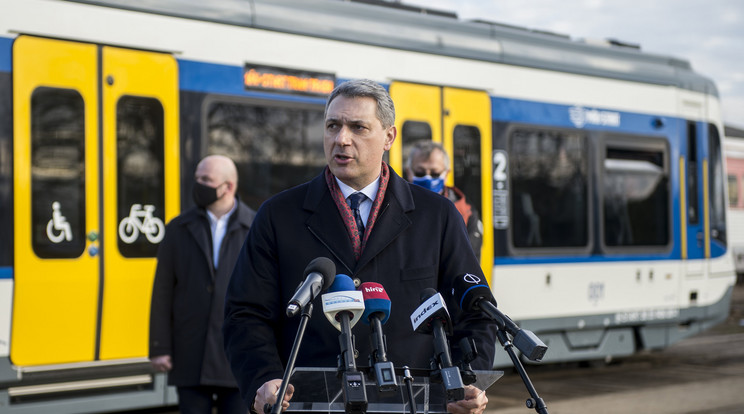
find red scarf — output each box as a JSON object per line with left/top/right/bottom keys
{"left": 325, "top": 163, "right": 390, "bottom": 260}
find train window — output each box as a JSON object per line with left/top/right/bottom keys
{"left": 453, "top": 125, "right": 482, "bottom": 213}
{"left": 206, "top": 101, "right": 325, "bottom": 209}
{"left": 686, "top": 121, "right": 699, "bottom": 224}
{"left": 708, "top": 124, "right": 727, "bottom": 244}
{"left": 602, "top": 142, "right": 669, "bottom": 247}
{"left": 31, "top": 87, "right": 86, "bottom": 258}
{"left": 0, "top": 76, "right": 9, "bottom": 266}
{"left": 509, "top": 128, "right": 588, "bottom": 249}
{"left": 728, "top": 174, "right": 738, "bottom": 207}
{"left": 401, "top": 121, "right": 432, "bottom": 167}
{"left": 116, "top": 96, "right": 165, "bottom": 257}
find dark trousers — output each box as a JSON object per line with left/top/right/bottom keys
{"left": 177, "top": 385, "right": 248, "bottom": 414}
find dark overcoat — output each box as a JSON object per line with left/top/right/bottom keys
{"left": 150, "top": 199, "right": 256, "bottom": 387}
{"left": 223, "top": 168, "right": 497, "bottom": 404}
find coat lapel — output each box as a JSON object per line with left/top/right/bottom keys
{"left": 304, "top": 175, "right": 357, "bottom": 275}
{"left": 355, "top": 171, "right": 413, "bottom": 273}
{"left": 304, "top": 170, "right": 415, "bottom": 276}
{"left": 185, "top": 209, "right": 215, "bottom": 279}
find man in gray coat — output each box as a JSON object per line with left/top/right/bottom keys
{"left": 150, "top": 155, "right": 256, "bottom": 414}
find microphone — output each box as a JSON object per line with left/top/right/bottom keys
{"left": 452, "top": 273, "right": 548, "bottom": 362}
{"left": 321, "top": 274, "right": 367, "bottom": 413}
{"left": 410, "top": 288, "right": 464, "bottom": 402}
{"left": 286, "top": 257, "right": 336, "bottom": 317}
{"left": 359, "top": 282, "right": 397, "bottom": 392}
{"left": 321, "top": 274, "right": 365, "bottom": 331}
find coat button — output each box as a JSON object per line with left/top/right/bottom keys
{"left": 353, "top": 278, "right": 361, "bottom": 288}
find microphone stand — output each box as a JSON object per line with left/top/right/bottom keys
{"left": 402, "top": 366, "right": 416, "bottom": 414}
{"left": 268, "top": 303, "right": 313, "bottom": 414}
{"left": 495, "top": 328, "right": 549, "bottom": 414}
{"left": 337, "top": 313, "right": 367, "bottom": 414}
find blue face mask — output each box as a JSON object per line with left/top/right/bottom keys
{"left": 412, "top": 175, "right": 445, "bottom": 194}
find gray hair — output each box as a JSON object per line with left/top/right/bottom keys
{"left": 325, "top": 79, "right": 396, "bottom": 129}
{"left": 405, "top": 140, "right": 450, "bottom": 171}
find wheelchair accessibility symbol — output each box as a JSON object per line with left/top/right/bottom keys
{"left": 118, "top": 204, "right": 165, "bottom": 244}
{"left": 46, "top": 201, "right": 72, "bottom": 243}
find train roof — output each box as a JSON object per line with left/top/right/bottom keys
{"left": 66, "top": 0, "right": 718, "bottom": 97}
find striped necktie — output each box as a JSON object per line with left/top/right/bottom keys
{"left": 347, "top": 192, "right": 366, "bottom": 239}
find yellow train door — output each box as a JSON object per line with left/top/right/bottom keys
{"left": 389, "top": 82, "right": 493, "bottom": 280}
{"left": 12, "top": 36, "right": 100, "bottom": 365}
{"left": 11, "top": 36, "right": 179, "bottom": 366}
{"left": 99, "top": 46, "right": 180, "bottom": 359}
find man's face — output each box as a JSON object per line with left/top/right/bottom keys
{"left": 324, "top": 95, "right": 396, "bottom": 190}
{"left": 407, "top": 148, "right": 449, "bottom": 182}
{"left": 194, "top": 159, "right": 226, "bottom": 194}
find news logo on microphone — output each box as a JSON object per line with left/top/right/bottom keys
{"left": 322, "top": 274, "right": 365, "bottom": 330}
{"left": 410, "top": 291, "right": 452, "bottom": 334}
{"left": 359, "top": 282, "right": 391, "bottom": 324}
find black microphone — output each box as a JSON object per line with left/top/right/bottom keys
{"left": 452, "top": 273, "right": 547, "bottom": 362}
{"left": 286, "top": 257, "right": 336, "bottom": 317}
{"left": 410, "top": 288, "right": 464, "bottom": 402}
{"left": 359, "top": 282, "right": 397, "bottom": 392}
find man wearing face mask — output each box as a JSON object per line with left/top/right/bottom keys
{"left": 150, "top": 154, "right": 256, "bottom": 414}
{"left": 405, "top": 141, "right": 483, "bottom": 260}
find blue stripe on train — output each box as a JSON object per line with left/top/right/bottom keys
{"left": 178, "top": 58, "right": 328, "bottom": 105}
{"left": 0, "top": 36, "right": 13, "bottom": 72}
{"left": 491, "top": 96, "right": 672, "bottom": 135}
{"left": 0, "top": 267, "right": 12, "bottom": 279}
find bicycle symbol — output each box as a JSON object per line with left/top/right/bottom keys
{"left": 46, "top": 201, "right": 73, "bottom": 243}
{"left": 118, "top": 204, "right": 165, "bottom": 244}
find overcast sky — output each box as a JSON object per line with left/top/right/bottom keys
{"left": 402, "top": 0, "right": 744, "bottom": 130}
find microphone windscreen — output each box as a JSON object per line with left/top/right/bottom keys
{"left": 411, "top": 290, "right": 451, "bottom": 334}
{"left": 452, "top": 273, "right": 496, "bottom": 312}
{"left": 328, "top": 273, "right": 356, "bottom": 292}
{"left": 304, "top": 257, "right": 336, "bottom": 289}
{"left": 359, "top": 282, "right": 391, "bottom": 325}
{"left": 322, "top": 274, "right": 365, "bottom": 331}
{"left": 420, "top": 287, "right": 438, "bottom": 303}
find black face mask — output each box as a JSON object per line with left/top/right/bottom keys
{"left": 193, "top": 181, "right": 222, "bottom": 208}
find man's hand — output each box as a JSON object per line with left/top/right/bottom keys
{"left": 447, "top": 385, "right": 488, "bottom": 414}
{"left": 254, "top": 379, "right": 295, "bottom": 414}
{"left": 150, "top": 355, "right": 172, "bottom": 372}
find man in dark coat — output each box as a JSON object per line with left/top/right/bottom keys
{"left": 223, "top": 80, "right": 497, "bottom": 414}
{"left": 150, "top": 155, "right": 256, "bottom": 414}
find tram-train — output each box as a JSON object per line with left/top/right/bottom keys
{"left": 725, "top": 126, "right": 744, "bottom": 276}
{"left": 0, "top": 0, "right": 736, "bottom": 412}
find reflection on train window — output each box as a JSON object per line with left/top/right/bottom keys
{"left": 453, "top": 125, "right": 482, "bottom": 213}
{"left": 708, "top": 124, "right": 727, "bottom": 244}
{"left": 686, "top": 121, "right": 699, "bottom": 224}
{"left": 31, "top": 87, "right": 86, "bottom": 258}
{"left": 116, "top": 96, "right": 165, "bottom": 257}
{"left": 509, "top": 128, "right": 588, "bottom": 248}
{"left": 603, "top": 144, "right": 669, "bottom": 247}
{"left": 401, "top": 121, "right": 432, "bottom": 167}
{"left": 728, "top": 174, "right": 739, "bottom": 207}
{"left": 206, "top": 101, "right": 325, "bottom": 208}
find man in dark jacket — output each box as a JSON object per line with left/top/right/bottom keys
{"left": 223, "top": 80, "right": 496, "bottom": 414}
{"left": 150, "top": 155, "right": 256, "bottom": 414}
{"left": 405, "top": 140, "right": 484, "bottom": 260}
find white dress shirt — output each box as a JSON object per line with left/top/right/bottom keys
{"left": 206, "top": 199, "right": 237, "bottom": 269}
{"left": 335, "top": 177, "right": 380, "bottom": 228}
